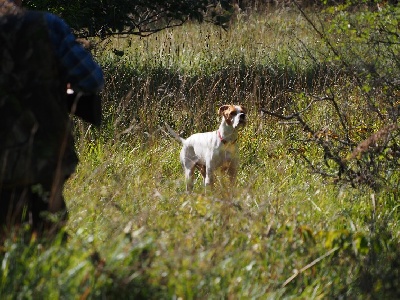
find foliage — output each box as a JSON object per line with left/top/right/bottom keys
{"left": 2, "top": 4, "right": 400, "bottom": 299}
{"left": 24, "top": 0, "right": 234, "bottom": 38}
{"left": 262, "top": 1, "right": 400, "bottom": 192}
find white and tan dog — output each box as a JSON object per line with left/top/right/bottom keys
{"left": 166, "top": 104, "right": 247, "bottom": 191}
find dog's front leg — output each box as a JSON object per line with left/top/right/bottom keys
{"left": 204, "top": 165, "right": 215, "bottom": 188}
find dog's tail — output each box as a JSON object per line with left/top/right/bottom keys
{"left": 164, "top": 123, "right": 185, "bottom": 144}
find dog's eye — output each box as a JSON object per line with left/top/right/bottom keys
{"left": 230, "top": 111, "right": 237, "bottom": 116}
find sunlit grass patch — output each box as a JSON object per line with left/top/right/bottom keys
{"left": 3, "top": 6, "right": 400, "bottom": 299}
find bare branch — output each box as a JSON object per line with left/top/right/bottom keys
{"left": 282, "top": 247, "right": 340, "bottom": 288}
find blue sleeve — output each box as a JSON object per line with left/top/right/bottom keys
{"left": 44, "top": 13, "right": 104, "bottom": 93}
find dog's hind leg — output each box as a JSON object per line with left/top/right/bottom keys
{"left": 204, "top": 165, "right": 215, "bottom": 188}
{"left": 184, "top": 167, "right": 195, "bottom": 191}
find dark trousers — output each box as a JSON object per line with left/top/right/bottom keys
{"left": 0, "top": 182, "right": 68, "bottom": 239}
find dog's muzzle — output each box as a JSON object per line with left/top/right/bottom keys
{"left": 232, "top": 112, "right": 246, "bottom": 129}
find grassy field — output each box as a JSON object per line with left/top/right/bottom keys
{"left": 1, "top": 6, "right": 400, "bottom": 299}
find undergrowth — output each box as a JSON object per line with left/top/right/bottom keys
{"left": 1, "top": 6, "right": 400, "bottom": 299}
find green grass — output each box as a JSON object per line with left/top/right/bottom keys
{"left": 2, "top": 7, "right": 400, "bottom": 299}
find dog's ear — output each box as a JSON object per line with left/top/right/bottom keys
{"left": 218, "top": 105, "right": 230, "bottom": 116}
{"left": 239, "top": 105, "right": 247, "bottom": 114}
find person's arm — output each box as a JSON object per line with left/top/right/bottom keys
{"left": 44, "top": 13, "right": 104, "bottom": 94}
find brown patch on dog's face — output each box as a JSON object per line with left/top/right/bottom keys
{"left": 219, "top": 105, "right": 247, "bottom": 127}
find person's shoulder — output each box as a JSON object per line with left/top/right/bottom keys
{"left": 43, "top": 12, "right": 63, "bottom": 23}
{"left": 43, "top": 12, "right": 70, "bottom": 30}
{"left": 43, "top": 12, "right": 60, "bottom": 21}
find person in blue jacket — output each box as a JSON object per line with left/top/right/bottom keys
{"left": 0, "top": 0, "right": 104, "bottom": 237}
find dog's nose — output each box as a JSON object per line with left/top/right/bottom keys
{"left": 239, "top": 113, "right": 246, "bottom": 120}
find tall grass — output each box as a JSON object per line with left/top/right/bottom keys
{"left": 1, "top": 7, "right": 399, "bottom": 299}
{"left": 97, "top": 9, "right": 325, "bottom": 131}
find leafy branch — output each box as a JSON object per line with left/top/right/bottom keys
{"left": 25, "top": 0, "right": 234, "bottom": 38}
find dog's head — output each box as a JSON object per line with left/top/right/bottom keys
{"left": 218, "top": 105, "right": 247, "bottom": 129}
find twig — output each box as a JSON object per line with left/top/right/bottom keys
{"left": 282, "top": 246, "right": 339, "bottom": 287}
